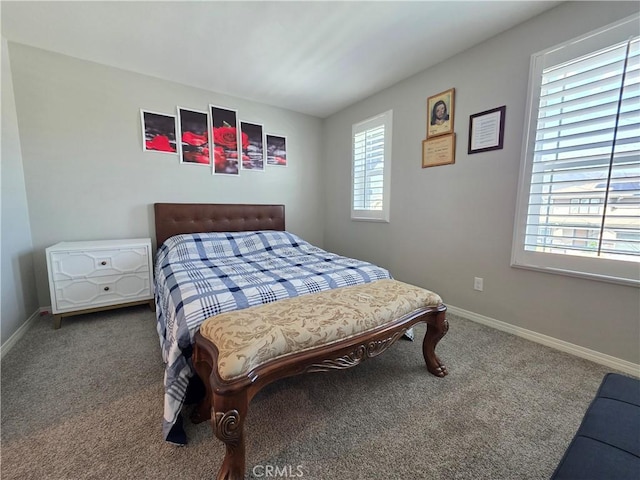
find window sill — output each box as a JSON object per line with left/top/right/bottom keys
{"left": 350, "top": 217, "right": 390, "bottom": 223}
{"left": 510, "top": 261, "right": 639, "bottom": 288}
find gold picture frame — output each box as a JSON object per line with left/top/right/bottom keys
{"left": 427, "top": 88, "right": 455, "bottom": 139}
{"left": 422, "top": 134, "right": 455, "bottom": 168}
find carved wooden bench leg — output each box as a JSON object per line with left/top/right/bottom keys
{"left": 212, "top": 391, "right": 248, "bottom": 480}
{"left": 423, "top": 310, "right": 449, "bottom": 377}
{"left": 192, "top": 343, "right": 248, "bottom": 479}
{"left": 191, "top": 344, "right": 214, "bottom": 424}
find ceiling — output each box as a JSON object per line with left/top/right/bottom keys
{"left": 1, "top": 1, "right": 562, "bottom": 118}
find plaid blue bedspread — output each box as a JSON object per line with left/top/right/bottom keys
{"left": 154, "top": 230, "right": 391, "bottom": 440}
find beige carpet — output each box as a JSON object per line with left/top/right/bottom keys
{"left": 1, "top": 306, "right": 617, "bottom": 479}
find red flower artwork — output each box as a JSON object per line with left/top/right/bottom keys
{"left": 146, "top": 135, "right": 175, "bottom": 153}
{"left": 177, "top": 109, "right": 210, "bottom": 165}
{"left": 142, "top": 111, "right": 177, "bottom": 154}
{"left": 180, "top": 130, "right": 209, "bottom": 165}
{"left": 182, "top": 131, "right": 208, "bottom": 146}
{"left": 266, "top": 134, "right": 287, "bottom": 167}
{"left": 213, "top": 127, "right": 249, "bottom": 150}
{"left": 214, "top": 147, "right": 227, "bottom": 169}
{"left": 210, "top": 107, "right": 242, "bottom": 174}
{"left": 183, "top": 151, "right": 210, "bottom": 164}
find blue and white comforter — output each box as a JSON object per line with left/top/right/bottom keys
{"left": 154, "top": 230, "right": 391, "bottom": 440}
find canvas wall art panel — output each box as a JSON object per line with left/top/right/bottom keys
{"left": 266, "top": 134, "right": 287, "bottom": 166}
{"left": 240, "top": 122, "right": 265, "bottom": 171}
{"left": 210, "top": 105, "right": 240, "bottom": 175}
{"left": 178, "top": 107, "right": 210, "bottom": 165}
{"left": 141, "top": 110, "right": 177, "bottom": 154}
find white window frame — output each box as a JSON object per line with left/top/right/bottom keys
{"left": 512, "top": 14, "right": 640, "bottom": 287}
{"left": 351, "top": 110, "right": 392, "bottom": 222}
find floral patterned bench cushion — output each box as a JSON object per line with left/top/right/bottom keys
{"left": 199, "top": 279, "right": 442, "bottom": 380}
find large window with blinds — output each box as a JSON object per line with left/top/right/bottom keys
{"left": 351, "top": 110, "right": 392, "bottom": 222}
{"left": 512, "top": 15, "right": 639, "bottom": 286}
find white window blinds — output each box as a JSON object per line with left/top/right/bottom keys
{"left": 513, "top": 14, "right": 640, "bottom": 286}
{"left": 351, "top": 111, "right": 392, "bottom": 222}
{"left": 527, "top": 36, "right": 639, "bottom": 260}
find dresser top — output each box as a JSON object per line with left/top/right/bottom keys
{"left": 47, "top": 238, "right": 151, "bottom": 251}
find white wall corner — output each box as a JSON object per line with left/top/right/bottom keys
{"left": 447, "top": 305, "right": 640, "bottom": 378}
{"left": 0, "top": 308, "right": 44, "bottom": 359}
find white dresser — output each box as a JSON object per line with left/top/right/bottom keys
{"left": 46, "top": 238, "right": 154, "bottom": 329}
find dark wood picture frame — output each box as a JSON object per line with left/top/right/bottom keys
{"left": 468, "top": 105, "right": 506, "bottom": 154}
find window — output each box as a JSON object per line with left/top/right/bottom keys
{"left": 351, "top": 110, "right": 392, "bottom": 222}
{"left": 512, "top": 15, "right": 640, "bottom": 286}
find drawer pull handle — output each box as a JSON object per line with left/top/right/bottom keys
{"left": 104, "top": 286, "right": 110, "bottom": 291}
{"left": 100, "top": 261, "right": 107, "bottom": 266}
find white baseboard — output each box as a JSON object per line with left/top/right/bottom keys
{"left": 0, "top": 308, "right": 43, "bottom": 360}
{"left": 447, "top": 305, "right": 640, "bottom": 378}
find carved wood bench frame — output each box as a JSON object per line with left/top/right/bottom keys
{"left": 192, "top": 303, "right": 448, "bottom": 480}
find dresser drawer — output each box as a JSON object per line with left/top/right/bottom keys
{"left": 52, "top": 273, "right": 152, "bottom": 313}
{"left": 49, "top": 247, "right": 150, "bottom": 281}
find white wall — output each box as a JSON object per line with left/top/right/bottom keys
{"left": 1, "top": 38, "right": 39, "bottom": 344}
{"left": 8, "top": 42, "right": 324, "bottom": 307}
{"left": 322, "top": 1, "right": 640, "bottom": 364}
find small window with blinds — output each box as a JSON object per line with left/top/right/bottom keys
{"left": 351, "top": 110, "right": 392, "bottom": 222}
{"left": 512, "top": 14, "right": 639, "bottom": 286}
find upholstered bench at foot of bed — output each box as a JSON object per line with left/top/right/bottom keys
{"left": 191, "top": 278, "right": 449, "bottom": 480}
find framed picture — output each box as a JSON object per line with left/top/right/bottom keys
{"left": 427, "top": 88, "right": 455, "bottom": 139}
{"left": 266, "top": 134, "right": 287, "bottom": 167}
{"left": 140, "top": 110, "right": 177, "bottom": 154}
{"left": 210, "top": 105, "right": 240, "bottom": 175}
{"left": 468, "top": 105, "right": 506, "bottom": 154}
{"left": 240, "top": 122, "right": 265, "bottom": 171}
{"left": 422, "top": 134, "right": 455, "bottom": 168}
{"left": 177, "top": 107, "right": 210, "bottom": 165}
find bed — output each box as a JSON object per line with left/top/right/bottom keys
{"left": 154, "top": 202, "right": 408, "bottom": 443}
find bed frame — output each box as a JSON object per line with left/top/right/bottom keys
{"left": 153, "top": 203, "right": 448, "bottom": 480}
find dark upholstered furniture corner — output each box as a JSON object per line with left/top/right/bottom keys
{"left": 552, "top": 373, "right": 640, "bottom": 480}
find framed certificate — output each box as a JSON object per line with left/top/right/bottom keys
{"left": 468, "top": 106, "right": 506, "bottom": 154}
{"left": 422, "top": 134, "right": 455, "bottom": 168}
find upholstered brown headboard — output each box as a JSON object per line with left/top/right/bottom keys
{"left": 154, "top": 203, "right": 286, "bottom": 247}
